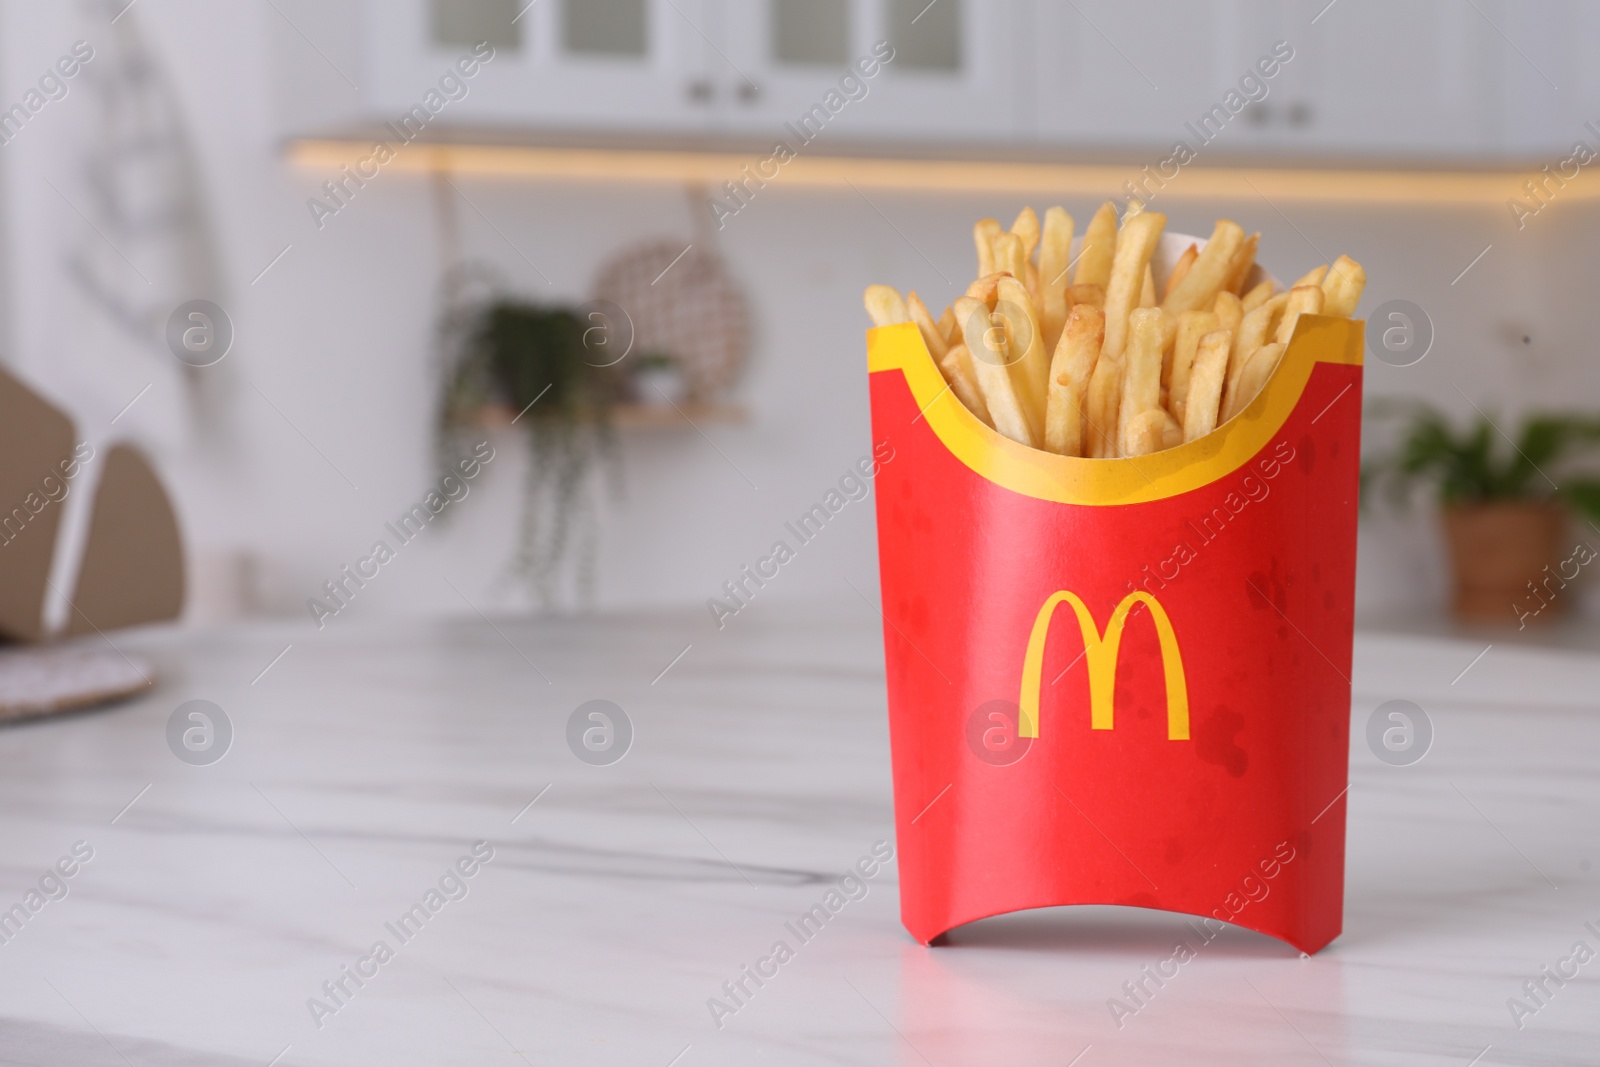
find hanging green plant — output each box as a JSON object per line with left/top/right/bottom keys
{"left": 437, "top": 275, "right": 623, "bottom": 607}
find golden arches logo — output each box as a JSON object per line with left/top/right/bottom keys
{"left": 1018, "top": 591, "right": 1190, "bottom": 741}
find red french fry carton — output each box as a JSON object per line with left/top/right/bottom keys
{"left": 866, "top": 258, "right": 1363, "bottom": 955}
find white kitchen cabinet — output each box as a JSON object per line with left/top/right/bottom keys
{"left": 1489, "top": 0, "right": 1600, "bottom": 160}
{"left": 1032, "top": 0, "right": 1495, "bottom": 160}
{"left": 1283, "top": 0, "right": 1495, "bottom": 159}
{"left": 284, "top": 0, "right": 1581, "bottom": 163}
{"left": 1033, "top": 0, "right": 1235, "bottom": 150}
{"left": 713, "top": 0, "right": 1025, "bottom": 141}
{"left": 359, "top": 0, "right": 719, "bottom": 133}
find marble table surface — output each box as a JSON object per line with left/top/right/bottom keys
{"left": 0, "top": 603, "right": 1597, "bottom": 1066}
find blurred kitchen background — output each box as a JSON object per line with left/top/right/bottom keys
{"left": 2, "top": 0, "right": 1596, "bottom": 635}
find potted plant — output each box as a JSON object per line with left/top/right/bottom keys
{"left": 1362, "top": 403, "right": 1600, "bottom": 624}
{"left": 438, "top": 278, "right": 622, "bottom": 607}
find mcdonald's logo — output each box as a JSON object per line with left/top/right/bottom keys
{"left": 1018, "top": 591, "right": 1189, "bottom": 741}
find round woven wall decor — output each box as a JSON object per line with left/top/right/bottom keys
{"left": 592, "top": 240, "right": 750, "bottom": 401}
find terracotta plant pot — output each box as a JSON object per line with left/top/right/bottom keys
{"left": 1440, "top": 501, "right": 1569, "bottom": 623}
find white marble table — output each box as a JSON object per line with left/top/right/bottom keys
{"left": 0, "top": 604, "right": 1597, "bottom": 1066}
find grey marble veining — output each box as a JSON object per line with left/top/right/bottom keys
{"left": 0, "top": 603, "right": 1597, "bottom": 1065}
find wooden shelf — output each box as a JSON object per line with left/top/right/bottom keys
{"left": 472, "top": 403, "right": 747, "bottom": 430}
{"left": 284, "top": 128, "right": 1554, "bottom": 206}
{"left": 613, "top": 403, "right": 746, "bottom": 428}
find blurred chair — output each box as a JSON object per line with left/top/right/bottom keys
{"left": 0, "top": 365, "right": 184, "bottom": 643}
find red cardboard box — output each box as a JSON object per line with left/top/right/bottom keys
{"left": 866, "top": 265, "right": 1364, "bottom": 954}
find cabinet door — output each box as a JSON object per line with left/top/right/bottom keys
{"left": 1492, "top": 0, "right": 1596, "bottom": 159}
{"left": 360, "top": 0, "right": 718, "bottom": 133}
{"left": 1287, "top": 0, "right": 1492, "bottom": 158}
{"left": 1033, "top": 0, "right": 1232, "bottom": 149}
{"left": 715, "top": 0, "right": 1025, "bottom": 142}
{"left": 1034, "top": 0, "right": 1493, "bottom": 161}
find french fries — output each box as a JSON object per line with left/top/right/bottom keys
{"left": 1168, "top": 309, "right": 1220, "bottom": 427}
{"left": 1223, "top": 232, "right": 1260, "bottom": 295}
{"left": 1183, "top": 330, "right": 1233, "bottom": 442}
{"left": 1161, "top": 219, "right": 1244, "bottom": 316}
{"left": 974, "top": 219, "right": 1001, "bottom": 277}
{"left": 1241, "top": 279, "right": 1274, "bottom": 314}
{"left": 1293, "top": 264, "right": 1329, "bottom": 288}
{"left": 1275, "top": 285, "right": 1326, "bottom": 347}
{"left": 1124, "top": 409, "right": 1168, "bottom": 458}
{"left": 1214, "top": 291, "right": 1243, "bottom": 339}
{"left": 1009, "top": 207, "right": 1040, "bottom": 264}
{"left": 1322, "top": 255, "right": 1366, "bottom": 318}
{"left": 1103, "top": 210, "right": 1167, "bottom": 362}
{"left": 906, "top": 291, "right": 948, "bottom": 361}
{"left": 1075, "top": 201, "right": 1118, "bottom": 289}
{"left": 1164, "top": 244, "right": 1198, "bottom": 303}
{"left": 866, "top": 201, "right": 1366, "bottom": 459}
{"left": 1039, "top": 206, "right": 1074, "bottom": 353}
{"left": 864, "top": 285, "right": 908, "bottom": 327}
{"left": 1044, "top": 304, "right": 1103, "bottom": 457}
{"left": 1221, "top": 342, "right": 1287, "bottom": 423}
{"left": 1067, "top": 284, "right": 1105, "bottom": 309}
{"left": 1118, "top": 308, "right": 1167, "bottom": 456}
{"left": 995, "top": 275, "right": 1051, "bottom": 419}
{"left": 955, "top": 296, "right": 1036, "bottom": 448}
{"left": 938, "top": 342, "right": 991, "bottom": 426}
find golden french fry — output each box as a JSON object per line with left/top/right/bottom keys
{"left": 863, "top": 285, "right": 909, "bottom": 327}
{"left": 955, "top": 296, "right": 1035, "bottom": 447}
{"left": 1084, "top": 357, "right": 1121, "bottom": 458}
{"left": 1293, "top": 264, "right": 1329, "bottom": 288}
{"left": 1213, "top": 291, "right": 1244, "bottom": 339}
{"left": 1222, "top": 341, "right": 1287, "bottom": 423}
{"left": 1275, "top": 284, "right": 1326, "bottom": 346}
{"left": 996, "top": 275, "right": 1051, "bottom": 424}
{"left": 1044, "top": 304, "right": 1104, "bottom": 457}
{"left": 993, "top": 232, "right": 1028, "bottom": 285}
{"left": 1227, "top": 292, "right": 1288, "bottom": 410}
{"left": 1162, "top": 219, "right": 1244, "bottom": 316}
{"left": 1075, "top": 200, "right": 1118, "bottom": 288}
{"left": 906, "top": 291, "right": 950, "bottom": 362}
{"left": 1183, "top": 329, "right": 1232, "bottom": 442}
{"left": 1102, "top": 210, "right": 1167, "bottom": 362}
{"left": 1160, "top": 411, "right": 1183, "bottom": 451}
{"left": 1039, "top": 207, "right": 1074, "bottom": 352}
{"left": 1125, "top": 198, "right": 1145, "bottom": 218}
{"left": 1241, "top": 279, "right": 1274, "bottom": 314}
{"left": 1067, "top": 284, "right": 1105, "bottom": 309}
{"left": 1140, "top": 264, "right": 1157, "bottom": 308}
{"left": 1124, "top": 408, "right": 1168, "bottom": 457}
{"left": 1118, "top": 308, "right": 1167, "bottom": 455}
{"left": 1039, "top": 207, "right": 1073, "bottom": 287}
{"left": 1224, "top": 232, "right": 1260, "bottom": 294}
{"left": 1009, "top": 206, "right": 1040, "bottom": 262}
{"left": 1168, "top": 309, "right": 1220, "bottom": 426}
{"left": 967, "top": 272, "right": 1007, "bottom": 307}
{"left": 974, "top": 218, "right": 1001, "bottom": 277}
{"left": 937, "top": 342, "right": 992, "bottom": 427}
{"left": 1164, "top": 244, "right": 1198, "bottom": 303}
{"left": 1322, "top": 254, "right": 1367, "bottom": 317}
{"left": 937, "top": 304, "right": 959, "bottom": 346}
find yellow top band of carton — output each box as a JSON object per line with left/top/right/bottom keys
{"left": 867, "top": 315, "right": 1363, "bottom": 507}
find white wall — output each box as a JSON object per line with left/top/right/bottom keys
{"left": 1, "top": 0, "right": 1594, "bottom": 631}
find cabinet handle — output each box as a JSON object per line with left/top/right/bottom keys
{"left": 686, "top": 78, "right": 714, "bottom": 103}
{"left": 737, "top": 81, "right": 761, "bottom": 103}
{"left": 1288, "top": 102, "right": 1313, "bottom": 128}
